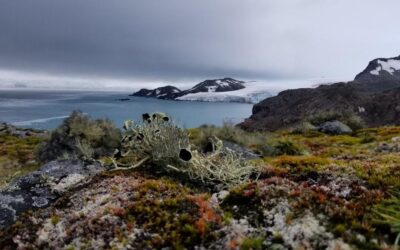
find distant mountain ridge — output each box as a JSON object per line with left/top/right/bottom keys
{"left": 130, "top": 78, "right": 272, "bottom": 104}
{"left": 239, "top": 55, "right": 400, "bottom": 131}
{"left": 132, "top": 85, "right": 182, "bottom": 100}
{"left": 181, "top": 78, "right": 245, "bottom": 95}
{"left": 355, "top": 55, "right": 400, "bottom": 83}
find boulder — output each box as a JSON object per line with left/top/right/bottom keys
{"left": 317, "top": 121, "right": 352, "bottom": 135}
{"left": 202, "top": 137, "right": 260, "bottom": 161}
{"left": 222, "top": 141, "right": 261, "bottom": 160}
{"left": 0, "top": 160, "right": 106, "bottom": 229}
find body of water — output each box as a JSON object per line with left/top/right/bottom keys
{"left": 0, "top": 90, "right": 253, "bottom": 130}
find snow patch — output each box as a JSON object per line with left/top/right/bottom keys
{"left": 216, "top": 80, "right": 230, "bottom": 87}
{"left": 370, "top": 59, "right": 400, "bottom": 75}
{"left": 176, "top": 82, "right": 273, "bottom": 104}
{"left": 206, "top": 86, "right": 217, "bottom": 92}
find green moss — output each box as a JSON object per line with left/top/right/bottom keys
{"left": 373, "top": 189, "right": 400, "bottom": 245}
{"left": 109, "top": 179, "right": 223, "bottom": 249}
{"left": 51, "top": 215, "right": 59, "bottom": 225}
{"left": 273, "top": 140, "right": 305, "bottom": 156}
{"left": 222, "top": 211, "right": 234, "bottom": 224}
{"left": 240, "top": 236, "right": 264, "bottom": 250}
{"left": 268, "top": 155, "right": 330, "bottom": 170}
{"left": 0, "top": 134, "right": 43, "bottom": 188}
{"left": 334, "top": 224, "right": 347, "bottom": 236}
{"left": 351, "top": 162, "right": 400, "bottom": 188}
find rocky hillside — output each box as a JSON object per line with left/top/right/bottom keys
{"left": 240, "top": 55, "right": 400, "bottom": 131}
{"left": 355, "top": 55, "right": 400, "bottom": 83}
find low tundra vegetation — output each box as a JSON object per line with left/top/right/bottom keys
{"left": 0, "top": 135, "right": 44, "bottom": 188}
{"left": 2, "top": 112, "right": 400, "bottom": 249}
{"left": 37, "top": 110, "right": 121, "bottom": 163}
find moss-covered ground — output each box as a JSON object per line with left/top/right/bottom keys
{"left": 0, "top": 134, "right": 44, "bottom": 188}
{"left": 1, "top": 125, "right": 400, "bottom": 249}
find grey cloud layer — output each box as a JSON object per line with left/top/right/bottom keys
{"left": 0, "top": 0, "right": 399, "bottom": 85}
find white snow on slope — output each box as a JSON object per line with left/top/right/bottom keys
{"left": 206, "top": 86, "right": 217, "bottom": 92}
{"left": 176, "top": 82, "right": 274, "bottom": 104}
{"left": 370, "top": 59, "right": 400, "bottom": 75}
{"left": 215, "top": 79, "right": 231, "bottom": 87}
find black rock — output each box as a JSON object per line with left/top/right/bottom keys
{"left": 117, "top": 98, "right": 130, "bottom": 101}
{"left": 0, "top": 160, "right": 106, "bottom": 229}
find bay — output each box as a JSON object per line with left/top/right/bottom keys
{"left": 0, "top": 90, "right": 253, "bottom": 130}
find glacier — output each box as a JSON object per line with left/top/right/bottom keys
{"left": 176, "top": 82, "right": 274, "bottom": 104}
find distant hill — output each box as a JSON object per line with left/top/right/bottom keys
{"left": 130, "top": 78, "right": 272, "bottom": 104}
{"left": 131, "top": 85, "right": 182, "bottom": 100}
{"left": 239, "top": 55, "right": 400, "bottom": 131}
{"left": 180, "top": 78, "right": 245, "bottom": 95}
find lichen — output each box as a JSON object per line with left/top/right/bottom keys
{"left": 112, "top": 113, "right": 258, "bottom": 188}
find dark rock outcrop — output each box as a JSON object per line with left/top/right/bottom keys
{"left": 240, "top": 55, "right": 400, "bottom": 131}
{"left": 0, "top": 160, "right": 106, "bottom": 229}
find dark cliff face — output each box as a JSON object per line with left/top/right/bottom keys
{"left": 363, "top": 87, "right": 400, "bottom": 127}
{"left": 239, "top": 55, "right": 400, "bottom": 132}
{"left": 240, "top": 83, "right": 370, "bottom": 131}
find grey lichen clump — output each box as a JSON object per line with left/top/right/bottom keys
{"left": 112, "top": 112, "right": 258, "bottom": 187}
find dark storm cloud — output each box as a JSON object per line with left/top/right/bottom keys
{"left": 0, "top": 0, "right": 399, "bottom": 87}
{"left": 0, "top": 0, "right": 279, "bottom": 81}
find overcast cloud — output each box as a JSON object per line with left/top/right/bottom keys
{"left": 0, "top": 0, "right": 399, "bottom": 90}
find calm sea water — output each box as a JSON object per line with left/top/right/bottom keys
{"left": 0, "top": 90, "right": 253, "bottom": 130}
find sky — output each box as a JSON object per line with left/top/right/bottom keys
{"left": 0, "top": 0, "right": 399, "bottom": 90}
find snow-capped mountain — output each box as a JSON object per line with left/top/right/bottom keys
{"left": 355, "top": 55, "right": 400, "bottom": 82}
{"left": 240, "top": 54, "right": 400, "bottom": 132}
{"left": 181, "top": 78, "right": 245, "bottom": 95}
{"left": 130, "top": 78, "right": 272, "bottom": 103}
{"left": 176, "top": 82, "right": 272, "bottom": 104}
{"left": 130, "top": 85, "right": 182, "bottom": 99}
